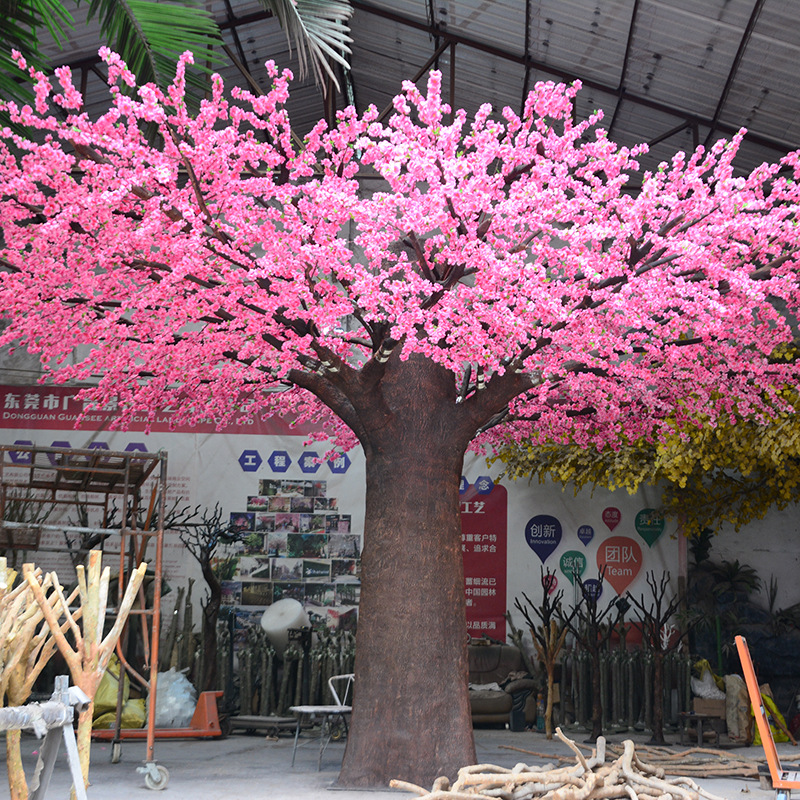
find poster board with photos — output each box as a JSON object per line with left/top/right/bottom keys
{"left": 223, "top": 476, "right": 361, "bottom": 642}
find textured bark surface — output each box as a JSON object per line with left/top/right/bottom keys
{"left": 200, "top": 562, "right": 221, "bottom": 692}
{"left": 335, "top": 355, "right": 481, "bottom": 787}
{"left": 6, "top": 729, "right": 27, "bottom": 800}
{"left": 649, "top": 652, "right": 666, "bottom": 745}
{"left": 589, "top": 649, "right": 603, "bottom": 742}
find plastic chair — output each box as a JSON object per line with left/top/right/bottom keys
{"left": 289, "top": 673, "right": 354, "bottom": 770}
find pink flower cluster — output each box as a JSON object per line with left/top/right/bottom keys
{"left": 2, "top": 52, "right": 800, "bottom": 453}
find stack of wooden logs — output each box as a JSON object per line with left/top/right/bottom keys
{"left": 391, "top": 728, "right": 728, "bottom": 800}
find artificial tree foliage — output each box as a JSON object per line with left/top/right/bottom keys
{"left": 0, "top": 0, "right": 352, "bottom": 120}
{"left": 3, "top": 53, "right": 800, "bottom": 785}
{"left": 494, "top": 395, "right": 800, "bottom": 535}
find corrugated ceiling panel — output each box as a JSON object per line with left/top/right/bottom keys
{"left": 445, "top": 44, "right": 526, "bottom": 119}
{"left": 720, "top": 29, "right": 800, "bottom": 148}
{"left": 350, "top": 18, "right": 435, "bottom": 113}
{"left": 656, "top": 0, "right": 758, "bottom": 28}
{"left": 435, "top": 0, "right": 526, "bottom": 56}
{"left": 526, "top": 0, "right": 633, "bottom": 86}
{"left": 753, "top": 0, "right": 800, "bottom": 43}
{"left": 623, "top": 1, "right": 742, "bottom": 119}
{"left": 32, "top": 0, "right": 800, "bottom": 176}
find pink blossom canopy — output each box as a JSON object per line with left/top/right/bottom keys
{"left": 1, "top": 50, "right": 800, "bottom": 452}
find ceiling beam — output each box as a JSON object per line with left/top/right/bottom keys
{"left": 222, "top": 0, "right": 249, "bottom": 75}
{"left": 704, "top": 0, "right": 767, "bottom": 147}
{"left": 607, "top": 0, "right": 642, "bottom": 140}
{"left": 520, "top": 0, "right": 532, "bottom": 116}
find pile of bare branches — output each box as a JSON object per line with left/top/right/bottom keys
{"left": 391, "top": 728, "right": 727, "bottom": 800}
{"left": 603, "top": 743, "right": 759, "bottom": 779}
{"left": 502, "top": 738, "right": 799, "bottom": 780}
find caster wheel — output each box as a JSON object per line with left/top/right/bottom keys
{"left": 330, "top": 723, "right": 346, "bottom": 741}
{"left": 111, "top": 742, "right": 122, "bottom": 764}
{"left": 144, "top": 765, "right": 170, "bottom": 791}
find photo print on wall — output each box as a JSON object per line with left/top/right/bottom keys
{"left": 227, "top": 474, "right": 361, "bottom": 637}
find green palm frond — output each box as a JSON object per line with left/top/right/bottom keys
{"left": 86, "top": 0, "right": 224, "bottom": 95}
{"left": 0, "top": 0, "right": 74, "bottom": 50}
{"left": 0, "top": 0, "right": 73, "bottom": 108}
{"left": 259, "top": 0, "right": 352, "bottom": 90}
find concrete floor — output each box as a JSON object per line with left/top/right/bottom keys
{"left": 1, "top": 724, "right": 786, "bottom": 799}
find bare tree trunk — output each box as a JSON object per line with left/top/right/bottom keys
{"left": 76, "top": 704, "right": 94, "bottom": 793}
{"left": 6, "top": 729, "right": 27, "bottom": 800}
{"left": 200, "top": 563, "right": 221, "bottom": 692}
{"left": 545, "top": 660, "right": 557, "bottom": 739}
{"left": 650, "top": 650, "right": 666, "bottom": 744}
{"left": 589, "top": 647, "right": 603, "bottom": 741}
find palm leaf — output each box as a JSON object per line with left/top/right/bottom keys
{"left": 258, "top": 0, "right": 352, "bottom": 90}
{"left": 0, "top": 0, "right": 74, "bottom": 106}
{"left": 1, "top": 0, "right": 73, "bottom": 50}
{"left": 85, "top": 0, "right": 224, "bottom": 95}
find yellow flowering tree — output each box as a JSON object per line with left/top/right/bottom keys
{"left": 494, "top": 391, "right": 800, "bottom": 534}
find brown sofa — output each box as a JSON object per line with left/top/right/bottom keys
{"left": 468, "top": 643, "right": 537, "bottom": 730}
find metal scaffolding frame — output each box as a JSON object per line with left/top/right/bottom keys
{"left": 0, "top": 443, "right": 168, "bottom": 783}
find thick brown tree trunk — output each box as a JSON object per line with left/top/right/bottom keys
{"left": 335, "top": 355, "right": 478, "bottom": 788}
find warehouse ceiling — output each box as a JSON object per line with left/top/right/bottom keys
{"left": 47, "top": 0, "right": 800, "bottom": 177}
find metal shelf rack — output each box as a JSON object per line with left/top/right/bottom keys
{"left": 0, "top": 443, "right": 168, "bottom": 785}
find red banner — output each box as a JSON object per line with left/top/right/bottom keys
{"left": 0, "top": 384, "right": 308, "bottom": 437}
{"left": 461, "top": 483, "right": 507, "bottom": 642}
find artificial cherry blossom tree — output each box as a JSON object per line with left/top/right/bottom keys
{"left": 2, "top": 50, "right": 800, "bottom": 786}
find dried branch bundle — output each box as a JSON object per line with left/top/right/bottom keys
{"left": 391, "top": 728, "right": 728, "bottom": 800}
{"left": 1, "top": 557, "right": 80, "bottom": 800}
{"left": 25, "top": 550, "right": 148, "bottom": 793}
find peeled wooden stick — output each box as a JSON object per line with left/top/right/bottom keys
{"left": 395, "top": 728, "right": 733, "bottom": 800}
{"left": 26, "top": 551, "right": 148, "bottom": 793}
{"left": 1, "top": 563, "right": 79, "bottom": 800}
{"left": 556, "top": 727, "right": 591, "bottom": 772}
